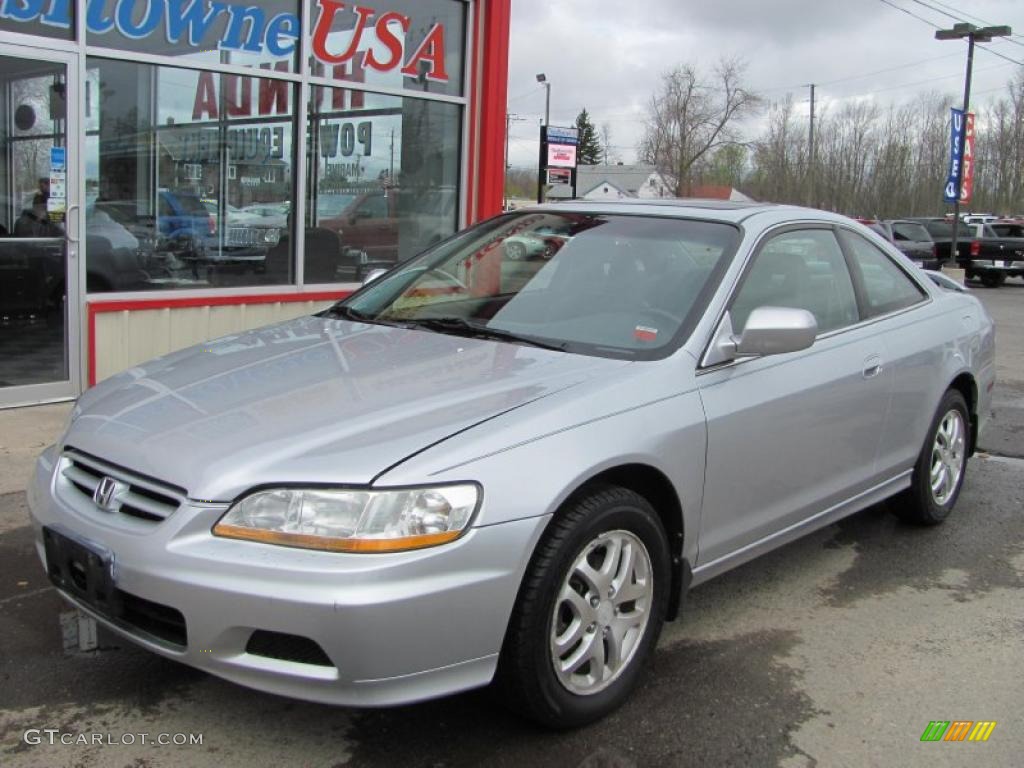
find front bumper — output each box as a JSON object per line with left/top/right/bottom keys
{"left": 27, "top": 447, "right": 546, "bottom": 707}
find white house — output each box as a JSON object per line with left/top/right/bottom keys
{"left": 548, "top": 164, "right": 673, "bottom": 201}
{"left": 548, "top": 165, "right": 753, "bottom": 203}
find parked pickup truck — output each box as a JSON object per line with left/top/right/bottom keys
{"left": 960, "top": 222, "right": 1024, "bottom": 288}
{"left": 864, "top": 219, "right": 943, "bottom": 270}
{"left": 905, "top": 217, "right": 974, "bottom": 262}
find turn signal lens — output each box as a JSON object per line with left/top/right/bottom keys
{"left": 213, "top": 485, "right": 479, "bottom": 553}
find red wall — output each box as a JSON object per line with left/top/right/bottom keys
{"left": 469, "top": 0, "right": 512, "bottom": 224}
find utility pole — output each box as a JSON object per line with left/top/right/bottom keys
{"left": 807, "top": 83, "right": 816, "bottom": 208}
{"left": 935, "top": 22, "right": 1012, "bottom": 265}
{"left": 389, "top": 128, "right": 395, "bottom": 184}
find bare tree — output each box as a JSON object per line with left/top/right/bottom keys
{"left": 639, "top": 58, "right": 760, "bottom": 196}
{"left": 746, "top": 95, "right": 807, "bottom": 204}
{"left": 600, "top": 123, "right": 618, "bottom": 166}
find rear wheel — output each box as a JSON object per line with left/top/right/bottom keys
{"left": 981, "top": 272, "right": 1006, "bottom": 288}
{"left": 893, "top": 389, "right": 969, "bottom": 525}
{"left": 497, "top": 485, "right": 670, "bottom": 729}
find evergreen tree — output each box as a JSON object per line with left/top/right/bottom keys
{"left": 575, "top": 108, "right": 602, "bottom": 165}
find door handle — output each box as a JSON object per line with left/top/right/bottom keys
{"left": 66, "top": 203, "right": 81, "bottom": 246}
{"left": 863, "top": 354, "right": 884, "bottom": 379}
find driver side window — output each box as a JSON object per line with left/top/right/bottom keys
{"left": 730, "top": 229, "right": 860, "bottom": 335}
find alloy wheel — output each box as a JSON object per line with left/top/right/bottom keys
{"left": 930, "top": 409, "right": 966, "bottom": 505}
{"left": 549, "top": 530, "right": 654, "bottom": 696}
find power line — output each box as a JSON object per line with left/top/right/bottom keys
{"left": 875, "top": 0, "right": 1023, "bottom": 65}
{"left": 976, "top": 45, "right": 1024, "bottom": 67}
{"left": 815, "top": 52, "right": 963, "bottom": 87}
{"left": 911, "top": 0, "right": 1024, "bottom": 46}
{"left": 876, "top": 0, "right": 942, "bottom": 29}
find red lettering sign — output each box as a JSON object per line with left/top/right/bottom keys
{"left": 311, "top": 0, "right": 449, "bottom": 83}
{"left": 961, "top": 112, "right": 976, "bottom": 204}
{"left": 400, "top": 23, "right": 448, "bottom": 83}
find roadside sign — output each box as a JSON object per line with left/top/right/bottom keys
{"left": 548, "top": 168, "right": 572, "bottom": 185}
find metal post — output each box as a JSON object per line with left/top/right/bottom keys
{"left": 505, "top": 113, "right": 511, "bottom": 211}
{"left": 544, "top": 82, "right": 551, "bottom": 129}
{"left": 949, "top": 36, "right": 975, "bottom": 265}
{"left": 537, "top": 123, "right": 546, "bottom": 204}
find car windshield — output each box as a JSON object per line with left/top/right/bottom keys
{"left": 336, "top": 212, "right": 739, "bottom": 359}
{"left": 891, "top": 222, "right": 931, "bottom": 242}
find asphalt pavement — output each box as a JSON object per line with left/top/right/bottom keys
{"left": 1, "top": 283, "right": 1022, "bottom": 768}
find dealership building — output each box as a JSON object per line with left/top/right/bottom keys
{"left": 0, "top": 0, "right": 510, "bottom": 408}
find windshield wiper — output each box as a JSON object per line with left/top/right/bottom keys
{"left": 394, "top": 317, "right": 568, "bottom": 352}
{"left": 322, "top": 305, "right": 406, "bottom": 328}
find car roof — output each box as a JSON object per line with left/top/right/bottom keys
{"left": 522, "top": 198, "right": 850, "bottom": 225}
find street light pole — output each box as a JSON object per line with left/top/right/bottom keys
{"left": 935, "top": 22, "right": 1012, "bottom": 265}
{"left": 536, "top": 74, "right": 551, "bottom": 203}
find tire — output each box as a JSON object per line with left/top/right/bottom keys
{"left": 496, "top": 485, "right": 670, "bottom": 729}
{"left": 893, "top": 389, "right": 970, "bottom": 526}
{"left": 505, "top": 241, "right": 527, "bottom": 261}
{"left": 980, "top": 272, "right": 1006, "bottom": 288}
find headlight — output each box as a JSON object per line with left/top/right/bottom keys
{"left": 264, "top": 228, "right": 281, "bottom": 245}
{"left": 213, "top": 485, "right": 480, "bottom": 553}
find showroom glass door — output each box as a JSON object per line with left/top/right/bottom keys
{"left": 0, "top": 47, "right": 80, "bottom": 408}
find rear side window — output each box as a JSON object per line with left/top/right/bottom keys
{"left": 992, "top": 223, "right": 1024, "bottom": 238}
{"left": 839, "top": 230, "right": 927, "bottom": 317}
{"left": 891, "top": 222, "right": 930, "bottom": 242}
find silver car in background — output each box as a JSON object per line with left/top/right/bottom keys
{"left": 27, "top": 201, "right": 995, "bottom": 728}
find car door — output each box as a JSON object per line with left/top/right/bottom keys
{"left": 835, "top": 227, "right": 936, "bottom": 476}
{"left": 696, "top": 226, "right": 894, "bottom": 566}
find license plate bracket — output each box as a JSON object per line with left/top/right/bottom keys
{"left": 43, "top": 526, "right": 121, "bottom": 616}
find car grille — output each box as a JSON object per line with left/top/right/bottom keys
{"left": 226, "top": 227, "right": 273, "bottom": 247}
{"left": 59, "top": 449, "right": 186, "bottom": 523}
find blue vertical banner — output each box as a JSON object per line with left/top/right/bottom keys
{"left": 944, "top": 108, "right": 964, "bottom": 203}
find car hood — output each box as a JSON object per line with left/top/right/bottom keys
{"left": 65, "top": 315, "right": 629, "bottom": 500}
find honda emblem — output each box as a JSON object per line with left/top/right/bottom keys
{"left": 93, "top": 477, "right": 119, "bottom": 511}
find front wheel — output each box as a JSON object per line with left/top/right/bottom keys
{"left": 505, "top": 241, "right": 527, "bottom": 261}
{"left": 497, "top": 485, "right": 670, "bottom": 729}
{"left": 893, "top": 389, "right": 969, "bottom": 525}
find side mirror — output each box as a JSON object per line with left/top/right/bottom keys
{"left": 362, "top": 268, "right": 388, "bottom": 286}
{"left": 735, "top": 306, "right": 818, "bottom": 357}
{"left": 706, "top": 307, "right": 818, "bottom": 365}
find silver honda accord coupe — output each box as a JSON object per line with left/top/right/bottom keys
{"left": 27, "top": 200, "right": 995, "bottom": 728}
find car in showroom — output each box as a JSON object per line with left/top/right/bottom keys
{"left": 27, "top": 201, "right": 994, "bottom": 729}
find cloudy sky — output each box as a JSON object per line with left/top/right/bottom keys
{"left": 505, "top": 0, "right": 1024, "bottom": 169}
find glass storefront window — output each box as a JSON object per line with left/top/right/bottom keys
{"left": 86, "top": 0, "right": 300, "bottom": 72}
{"left": 0, "top": 0, "right": 75, "bottom": 41}
{"left": 85, "top": 58, "right": 295, "bottom": 291}
{"left": 1, "top": 55, "right": 70, "bottom": 388}
{"left": 310, "top": 0, "right": 466, "bottom": 99}
{"left": 305, "top": 86, "right": 460, "bottom": 282}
